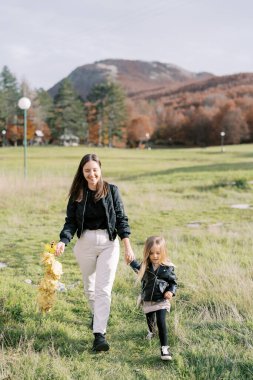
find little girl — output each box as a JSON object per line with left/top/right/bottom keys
{"left": 129, "top": 236, "right": 177, "bottom": 360}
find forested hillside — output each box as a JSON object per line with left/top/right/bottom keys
{"left": 1, "top": 60, "right": 253, "bottom": 148}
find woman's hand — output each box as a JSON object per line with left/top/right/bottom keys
{"left": 122, "top": 238, "right": 135, "bottom": 264}
{"left": 124, "top": 249, "right": 134, "bottom": 264}
{"left": 124, "top": 248, "right": 135, "bottom": 264}
{"left": 55, "top": 242, "right": 65, "bottom": 256}
{"left": 164, "top": 291, "right": 173, "bottom": 300}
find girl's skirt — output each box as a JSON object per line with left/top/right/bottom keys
{"left": 142, "top": 299, "right": 171, "bottom": 314}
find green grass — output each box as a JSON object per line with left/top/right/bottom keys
{"left": 0, "top": 144, "right": 253, "bottom": 379}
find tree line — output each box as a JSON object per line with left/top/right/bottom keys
{"left": 0, "top": 66, "right": 128, "bottom": 147}
{"left": 151, "top": 88, "right": 253, "bottom": 146}
{"left": 1, "top": 65, "right": 253, "bottom": 148}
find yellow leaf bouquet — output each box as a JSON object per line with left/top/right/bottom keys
{"left": 37, "top": 242, "right": 63, "bottom": 312}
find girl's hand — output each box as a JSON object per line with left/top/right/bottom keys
{"left": 55, "top": 242, "right": 65, "bottom": 256}
{"left": 164, "top": 291, "right": 173, "bottom": 300}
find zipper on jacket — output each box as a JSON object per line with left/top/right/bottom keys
{"left": 80, "top": 189, "right": 88, "bottom": 236}
{"left": 102, "top": 186, "right": 112, "bottom": 240}
{"left": 149, "top": 266, "right": 160, "bottom": 303}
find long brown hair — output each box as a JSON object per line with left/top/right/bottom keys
{"left": 68, "top": 153, "right": 109, "bottom": 202}
{"left": 138, "top": 236, "right": 170, "bottom": 280}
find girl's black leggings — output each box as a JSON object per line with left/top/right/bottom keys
{"left": 146, "top": 309, "right": 168, "bottom": 346}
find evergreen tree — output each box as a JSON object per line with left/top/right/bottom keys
{"left": 33, "top": 88, "right": 54, "bottom": 129}
{"left": 52, "top": 79, "right": 85, "bottom": 140}
{"left": 88, "top": 82, "right": 127, "bottom": 146}
{"left": 0, "top": 66, "right": 20, "bottom": 129}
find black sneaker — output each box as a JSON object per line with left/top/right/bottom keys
{"left": 92, "top": 333, "right": 110, "bottom": 352}
{"left": 160, "top": 346, "right": 172, "bottom": 361}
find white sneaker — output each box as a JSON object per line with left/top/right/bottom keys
{"left": 161, "top": 346, "right": 172, "bottom": 360}
{"left": 146, "top": 331, "right": 154, "bottom": 340}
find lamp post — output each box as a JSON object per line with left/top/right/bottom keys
{"left": 145, "top": 132, "right": 150, "bottom": 149}
{"left": 1, "top": 129, "right": 6, "bottom": 146}
{"left": 220, "top": 131, "right": 225, "bottom": 153}
{"left": 18, "top": 97, "right": 31, "bottom": 177}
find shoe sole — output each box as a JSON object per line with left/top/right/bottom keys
{"left": 93, "top": 342, "right": 110, "bottom": 352}
{"left": 161, "top": 355, "right": 172, "bottom": 361}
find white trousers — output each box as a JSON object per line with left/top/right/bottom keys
{"left": 73, "top": 229, "right": 120, "bottom": 334}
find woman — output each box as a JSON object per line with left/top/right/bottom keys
{"left": 56, "top": 153, "right": 135, "bottom": 352}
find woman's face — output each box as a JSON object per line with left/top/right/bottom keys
{"left": 83, "top": 160, "right": 101, "bottom": 190}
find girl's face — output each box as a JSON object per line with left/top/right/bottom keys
{"left": 83, "top": 160, "right": 101, "bottom": 190}
{"left": 149, "top": 245, "right": 161, "bottom": 267}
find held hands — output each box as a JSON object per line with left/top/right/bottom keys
{"left": 124, "top": 248, "right": 135, "bottom": 264}
{"left": 55, "top": 242, "right": 65, "bottom": 256}
{"left": 122, "top": 237, "right": 135, "bottom": 264}
{"left": 164, "top": 291, "right": 173, "bottom": 300}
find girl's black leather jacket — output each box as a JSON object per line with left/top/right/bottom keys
{"left": 60, "top": 184, "right": 130, "bottom": 244}
{"left": 130, "top": 260, "right": 177, "bottom": 302}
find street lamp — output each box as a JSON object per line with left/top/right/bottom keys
{"left": 18, "top": 97, "right": 31, "bottom": 177}
{"left": 220, "top": 131, "right": 225, "bottom": 153}
{"left": 145, "top": 132, "right": 150, "bottom": 149}
{"left": 1, "top": 129, "right": 6, "bottom": 146}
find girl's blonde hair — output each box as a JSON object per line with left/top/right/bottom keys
{"left": 138, "top": 236, "right": 170, "bottom": 280}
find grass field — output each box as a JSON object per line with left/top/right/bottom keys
{"left": 0, "top": 144, "right": 253, "bottom": 380}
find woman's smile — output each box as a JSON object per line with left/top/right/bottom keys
{"left": 83, "top": 161, "right": 101, "bottom": 190}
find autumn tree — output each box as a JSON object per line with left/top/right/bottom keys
{"left": 245, "top": 104, "right": 253, "bottom": 140}
{"left": 184, "top": 106, "right": 220, "bottom": 146}
{"left": 152, "top": 89, "right": 252, "bottom": 146}
{"left": 127, "top": 115, "right": 152, "bottom": 147}
{"left": 152, "top": 107, "right": 186, "bottom": 145}
{"left": 84, "top": 101, "right": 99, "bottom": 144}
{"left": 213, "top": 101, "right": 249, "bottom": 144}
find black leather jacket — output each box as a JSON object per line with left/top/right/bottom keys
{"left": 60, "top": 184, "right": 130, "bottom": 244}
{"left": 130, "top": 260, "right": 177, "bottom": 302}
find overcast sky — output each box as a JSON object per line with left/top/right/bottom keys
{"left": 1, "top": 0, "right": 252, "bottom": 90}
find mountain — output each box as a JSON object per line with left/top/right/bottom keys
{"left": 48, "top": 59, "right": 214, "bottom": 99}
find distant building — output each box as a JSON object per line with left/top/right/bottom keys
{"left": 33, "top": 130, "right": 44, "bottom": 145}
{"left": 59, "top": 133, "right": 80, "bottom": 146}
